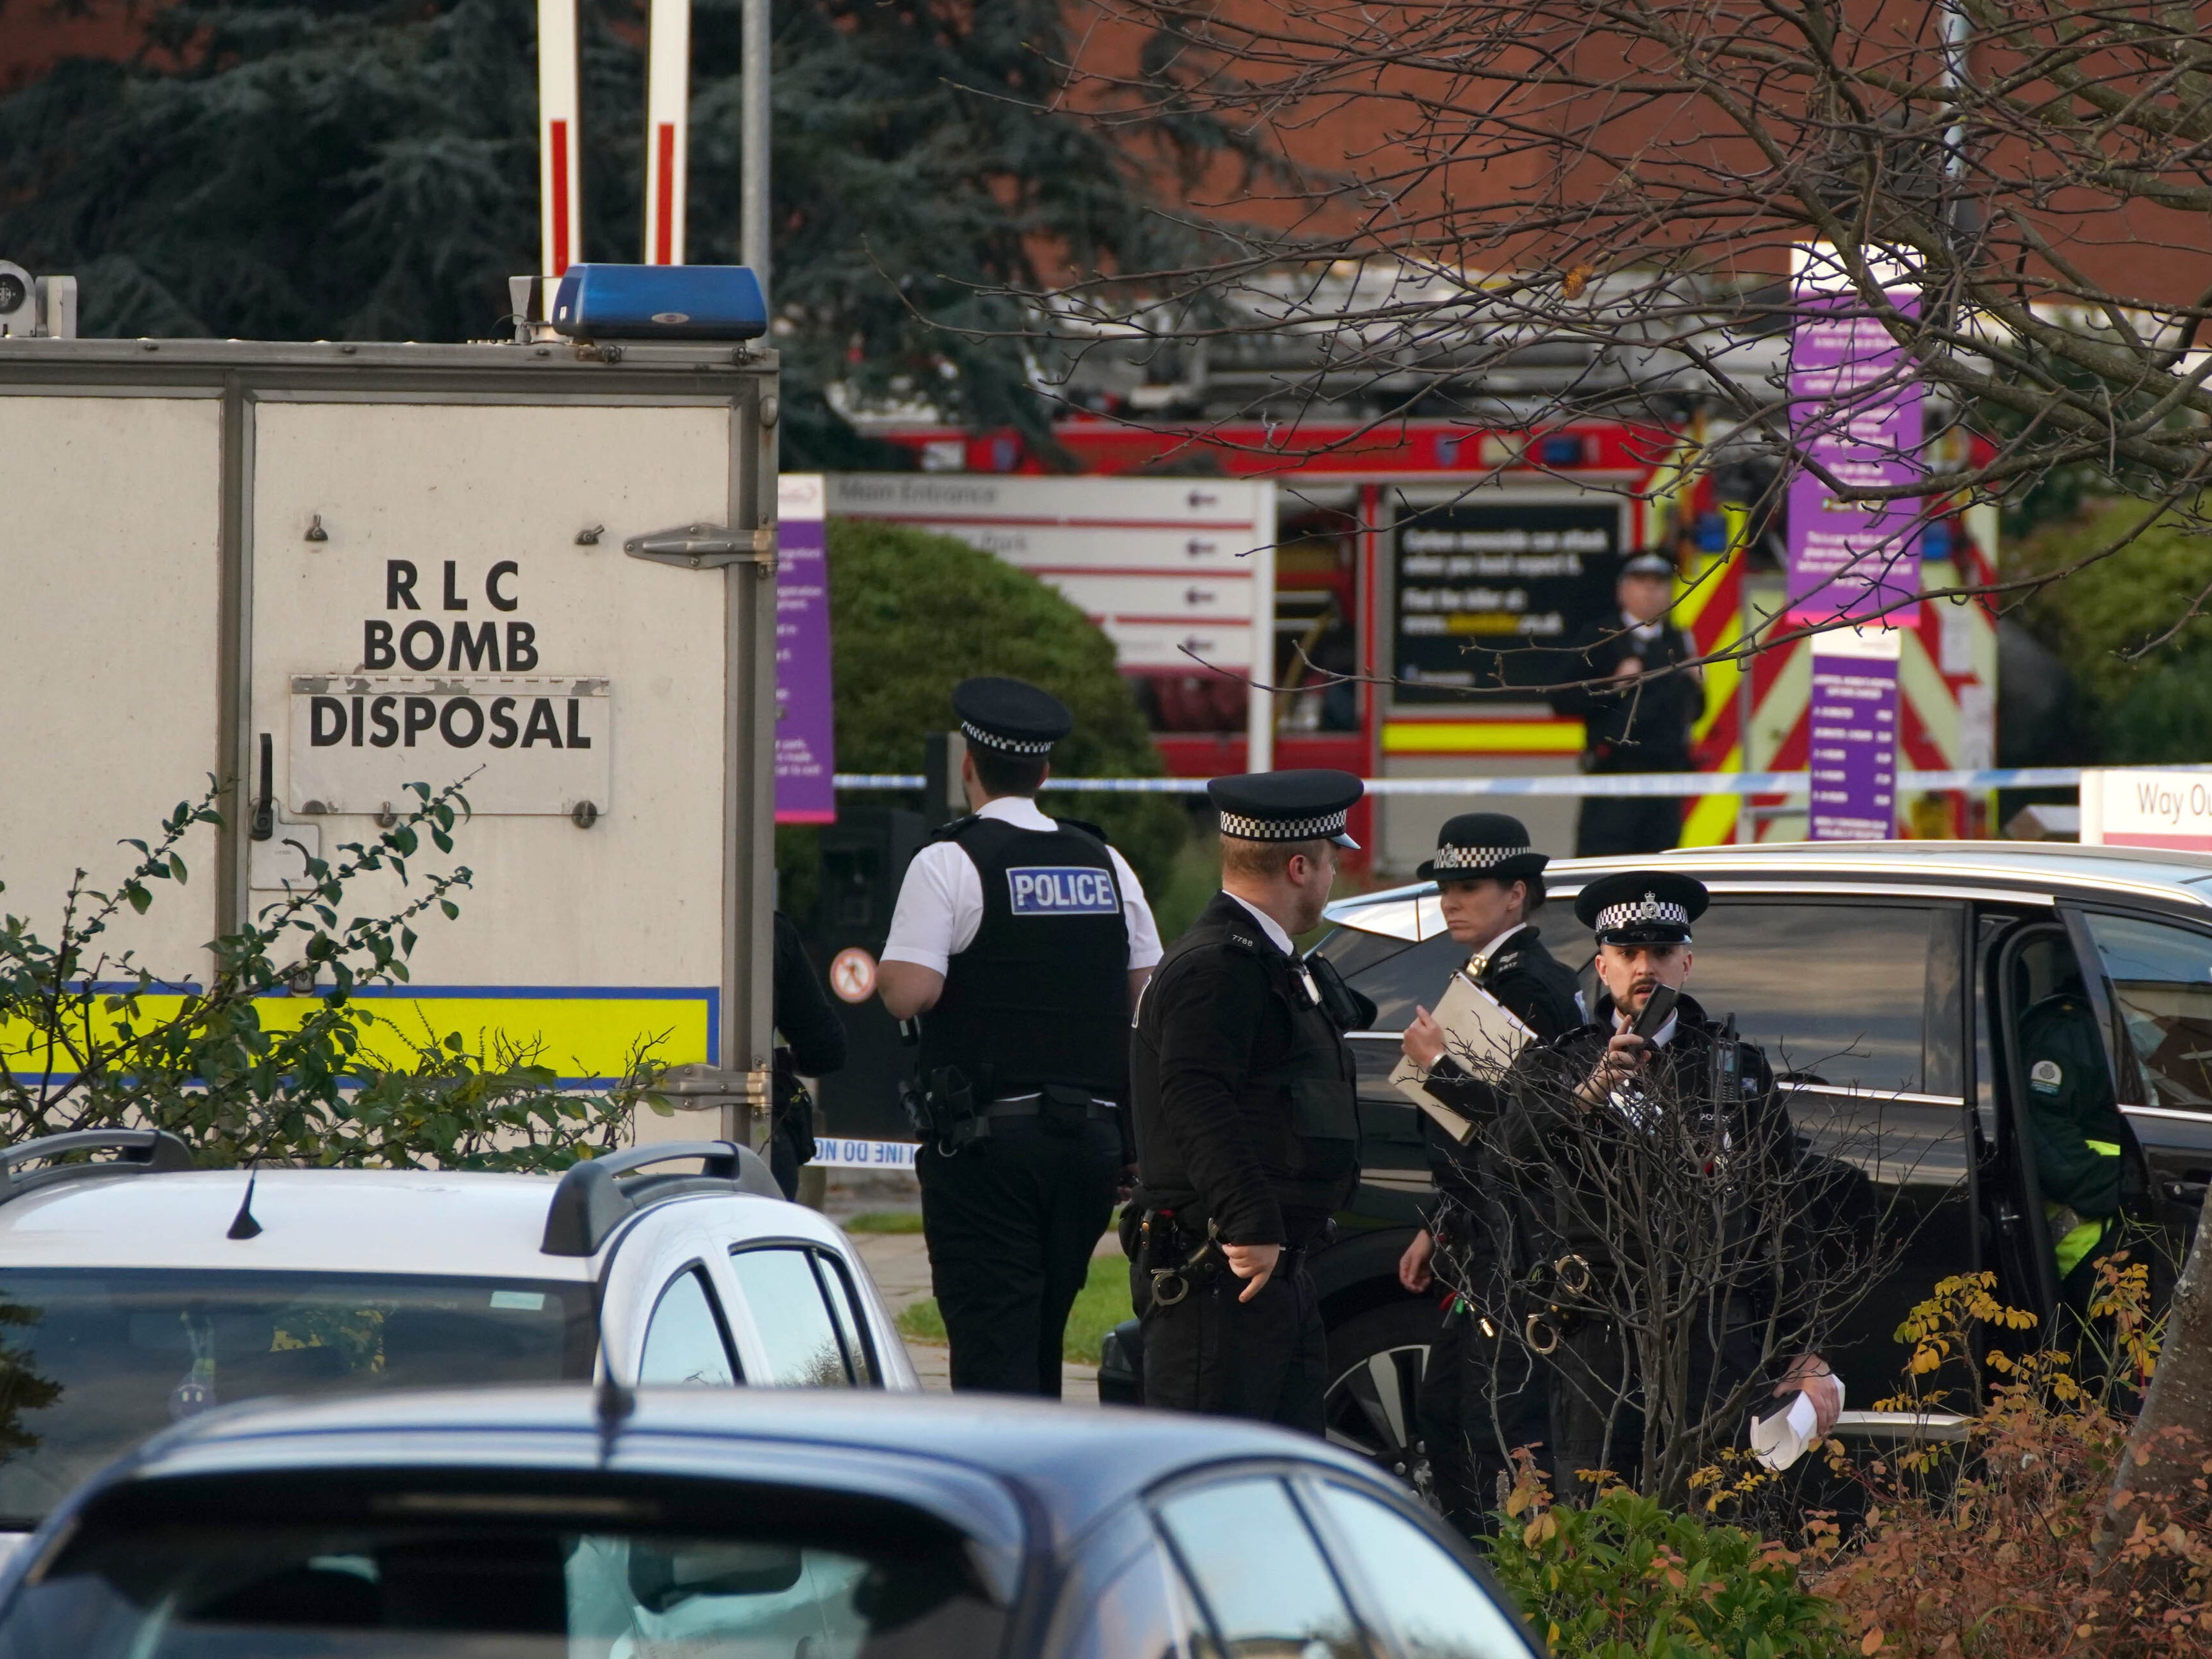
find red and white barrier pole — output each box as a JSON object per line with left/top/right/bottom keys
{"left": 536, "top": 0, "right": 583, "bottom": 282}
{"left": 643, "top": 0, "right": 690, "bottom": 264}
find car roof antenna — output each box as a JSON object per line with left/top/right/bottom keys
{"left": 226, "top": 1165, "right": 263, "bottom": 1241}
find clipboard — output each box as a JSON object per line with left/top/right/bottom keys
{"left": 1388, "top": 970, "right": 1536, "bottom": 1145}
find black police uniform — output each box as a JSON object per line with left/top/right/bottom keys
{"left": 1549, "top": 558, "right": 1700, "bottom": 857}
{"left": 1127, "top": 770, "right": 1366, "bottom": 1432}
{"left": 905, "top": 679, "right": 1131, "bottom": 1397}
{"left": 1478, "top": 872, "right": 1803, "bottom": 1505}
{"left": 769, "top": 911, "right": 846, "bottom": 1200}
{"left": 1400, "top": 815, "right": 1587, "bottom": 1532}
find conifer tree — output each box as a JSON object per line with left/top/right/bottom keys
{"left": 0, "top": 0, "right": 1255, "bottom": 463}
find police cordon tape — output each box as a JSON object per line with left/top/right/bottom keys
{"left": 831, "top": 767, "right": 2085, "bottom": 798}
{"left": 811, "top": 1137, "right": 919, "bottom": 1171}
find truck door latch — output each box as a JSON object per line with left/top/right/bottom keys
{"left": 251, "top": 733, "right": 276, "bottom": 842}
{"left": 623, "top": 523, "right": 778, "bottom": 572}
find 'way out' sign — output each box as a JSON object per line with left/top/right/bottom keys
{"left": 2079, "top": 768, "right": 2212, "bottom": 853}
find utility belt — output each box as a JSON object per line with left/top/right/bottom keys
{"left": 1487, "top": 1248, "right": 1598, "bottom": 1358}
{"left": 904, "top": 1066, "right": 1116, "bottom": 1149}
{"left": 1125, "top": 1203, "right": 1324, "bottom": 1308}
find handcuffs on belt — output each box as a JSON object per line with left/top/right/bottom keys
{"left": 1521, "top": 1252, "right": 1592, "bottom": 1357}
{"left": 1147, "top": 1217, "right": 1220, "bottom": 1308}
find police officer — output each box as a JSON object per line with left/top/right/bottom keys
{"left": 1391, "top": 814, "right": 1585, "bottom": 1532}
{"left": 1549, "top": 552, "right": 1703, "bottom": 857}
{"left": 877, "top": 677, "right": 1162, "bottom": 1395}
{"left": 2018, "top": 980, "right": 2133, "bottom": 1300}
{"left": 1500, "top": 871, "right": 1841, "bottom": 1502}
{"left": 1127, "top": 769, "right": 1368, "bottom": 1430}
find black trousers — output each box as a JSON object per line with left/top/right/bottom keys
{"left": 1415, "top": 1305, "right": 1549, "bottom": 1536}
{"left": 1140, "top": 1255, "right": 1328, "bottom": 1434}
{"left": 1575, "top": 793, "right": 1684, "bottom": 857}
{"left": 916, "top": 1120, "right": 1118, "bottom": 1397}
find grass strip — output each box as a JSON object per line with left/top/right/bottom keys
{"left": 895, "top": 1254, "right": 1132, "bottom": 1365}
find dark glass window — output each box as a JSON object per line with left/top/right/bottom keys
{"left": 726, "top": 1248, "right": 851, "bottom": 1388}
{"left": 808, "top": 1253, "right": 879, "bottom": 1387}
{"left": 1324, "top": 930, "right": 1474, "bottom": 1033}
{"left": 1065, "top": 1538, "right": 1209, "bottom": 1659}
{"left": 2080, "top": 912, "right": 2212, "bottom": 1112}
{"left": 637, "top": 1268, "right": 736, "bottom": 1387}
{"left": 1308, "top": 1484, "right": 1535, "bottom": 1658}
{"left": 0, "top": 1511, "right": 1005, "bottom": 1659}
{"left": 0, "top": 1269, "right": 592, "bottom": 1529}
{"left": 1684, "top": 902, "right": 1945, "bottom": 1092}
{"left": 1156, "top": 1478, "right": 1366, "bottom": 1659}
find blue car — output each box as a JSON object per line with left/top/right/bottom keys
{"left": 0, "top": 1387, "right": 1539, "bottom": 1658}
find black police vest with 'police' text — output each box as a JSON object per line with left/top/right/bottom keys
{"left": 915, "top": 815, "right": 1130, "bottom": 1100}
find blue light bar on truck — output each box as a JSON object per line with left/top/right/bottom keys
{"left": 550, "top": 264, "right": 767, "bottom": 341}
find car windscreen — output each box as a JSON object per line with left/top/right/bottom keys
{"left": 0, "top": 1271, "right": 594, "bottom": 1527}
{"left": 0, "top": 1507, "right": 1005, "bottom": 1659}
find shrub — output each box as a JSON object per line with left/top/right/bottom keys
{"left": 0, "top": 782, "right": 660, "bottom": 1169}
{"left": 777, "top": 518, "right": 1188, "bottom": 917}
{"left": 2010, "top": 501, "right": 2212, "bottom": 764}
{"left": 1808, "top": 1264, "right": 2212, "bottom": 1657}
{"left": 1483, "top": 1459, "right": 1847, "bottom": 1659}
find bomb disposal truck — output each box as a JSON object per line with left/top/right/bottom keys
{"left": 0, "top": 265, "right": 783, "bottom": 1142}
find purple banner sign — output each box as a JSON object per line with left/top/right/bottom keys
{"left": 1786, "top": 245, "right": 1923, "bottom": 626}
{"left": 775, "top": 474, "right": 837, "bottom": 825}
{"left": 1807, "top": 631, "right": 1901, "bottom": 840}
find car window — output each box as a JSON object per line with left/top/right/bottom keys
{"left": 1065, "top": 1536, "right": 1213, "bottom": 1659}
{"left": 727, "top": 1247, "right": 853, "bottom": 1387}
{"left": 0, "top": 1512, "right": 1006, "bottom": 1659}
{"left": 2078, "top": 912, "right": 2212, "bottom": 1112}
{"left": 637, "top": 1267, "right": 736, "bottom": 1386}
{"left": 0, "top": 1269, "right": 594, "bottom": 1529}
{"left": 808, "top": 1252, "right": 878, "bottom": 1386}
{"left": 1684, "top": 902, "right": 1943, "bottom": 1092}
{"left": 1307, "top": 1483, "right": 1536, "bottom": 1658}
{"left": 1323, "top": 928, "right": 1483, "bottom": 1032}
{"left": 1156, "top": 1477, "right": 1368, "bottom": 1659}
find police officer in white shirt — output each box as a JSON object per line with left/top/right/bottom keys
{"left": 877, "top": 677, "right": 1162, "bottom": 1394}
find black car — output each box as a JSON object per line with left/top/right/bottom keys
{"left": 1107, "top": 840, "right": 2209, "bottom": 1473}
{"left": 0, "top": 1386, "right": 1541, "bottom": 1659}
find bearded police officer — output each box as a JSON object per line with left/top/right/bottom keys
{"left": 1501, "top": 870, "right": 1841, "bottom": 1501}
{"left": 1127, "top": 769, "right": 1368, "bottom": 1431}
{"left": 1392, "top": 814, "right": 1585, "bottom": 1532}
{"left": 877, "top": 678, "right": 1162, "bottom": 1395}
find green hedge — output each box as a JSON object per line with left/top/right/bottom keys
{"left": 1484, "top": 1487, "right": 1844, "bottom": 1659}
{"left": 778, "top": 519, "right": 1188, "bottom": 914}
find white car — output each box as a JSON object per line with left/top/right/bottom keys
{"left": 0, "top": 1131, "right": 916, "bottom": 1558}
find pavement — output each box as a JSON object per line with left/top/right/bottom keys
{"left": 850, "top": 1229, "right": 1105, "bottom": 1403}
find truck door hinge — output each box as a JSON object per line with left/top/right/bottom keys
{"left": 623, "top": 523, "right": 778, "bottom": 572}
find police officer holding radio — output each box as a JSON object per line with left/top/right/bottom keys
{"left": 1499, "top": 870, "right": 1841, "bottom": 1501}
{"left": 877, "top": 678, "right": 1162, "bottom": 1395}
{"left": 1127, "top": 770, "right": 1369, "bottom": 1432}
{"left": 1392, "top": 814, "right": 1585, "bottom": 1532}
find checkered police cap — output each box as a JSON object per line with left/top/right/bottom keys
{"left": 1216, "top": 806, "right": 1354, "bottom": 844}
{"left": 952, "top": 677, "right": 1072, "bottom": 757}
{"left": 1208, "top": 769, "right": 1365, "bottom": 850}
{"left": 1573, "top": 869, "right": 1709, "bottom": 943}
{"left": 1432, "top": 844, "right": 1520, "bottom": 871}
{"left": 1594, "top": 892, "right": 1690, "bottom": 934}
{"left": 960, "top": 722, "right": 1054, "bottom": 755}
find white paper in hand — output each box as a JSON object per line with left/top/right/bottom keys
{"left": 1748, "top": 1375, "right": 1842, "bottom": 1471}
{"left": 1389, "top": 970, "right": 1536, "bottom": 1143}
